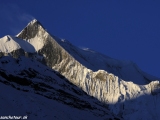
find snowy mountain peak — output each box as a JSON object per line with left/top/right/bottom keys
{"left": 0, "top": 35, "right": 35, "bottom": 53}
{"left": 1, "top": 35, "right": 11, "bottom": 42}
{"left": 16, "top": 19, "right": 49, "bottom": 52}
{"left": 17, "top": 19, "right": 45, "bottom": 39}
{"left": 0, "top": 19, "right": 49, "bottom": 53}
{"left": 1, "top": 19, "right": 160, "bottom": 119}
{"left": 27, "top": 19, "right": 44, "bottom": 29}
{"left": 16, "top": 19, "right": 160, "bottom": 84}
{"left": 29, "top": 18, "right": 38, "bottom": 24}
{"left": 5, "top": 35, "right": 11, "bottom": 41}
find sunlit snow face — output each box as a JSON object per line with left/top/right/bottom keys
{"left": 0, "top": 35, "right": 35, "bottom": 53}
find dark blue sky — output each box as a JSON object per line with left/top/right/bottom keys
{"left": 0, "top": 0, "right": 160, "bottom": 78}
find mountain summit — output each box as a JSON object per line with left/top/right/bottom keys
{"left": 17, "top": 19, "right": 44, "bottom": 39}
{"left": 0, "top": 19, "right": 160, "bottom": 120}
{"left": 16, "top": 19, "right": 159, "bottom": 84}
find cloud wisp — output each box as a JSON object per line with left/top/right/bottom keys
{"left": 0, "top": 3, "right": 35, "bottom": 36}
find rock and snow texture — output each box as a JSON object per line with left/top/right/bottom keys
{"left": 0, "top": 19, "right": 160, "bottom": 120}
{"left": 57, "top": 39, "right": 159, "bottom": 85}
{"left": 0, "top": 20, "right": 46, "bottom": 53}
{"left": 17, "top": 19, "right": 47, "bottom": 52}
{"left": 0, "top": 56, "right": 117, "bottom": 120}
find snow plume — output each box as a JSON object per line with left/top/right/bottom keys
{"left": 0, "top": 3, "right": 34, "bottom": 36}
{"left": 79, "top": 46, "right": 96, "bottom": 53}
{"left": 79, "top": 46, "right": 90, "bottom": 50}
{"left": 20, "top": 13, "right": 34, "bottom": 22}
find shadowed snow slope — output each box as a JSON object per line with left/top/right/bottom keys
{"left": 0, "top": 19, "right": 160, "bottom": 120}
{"left": 0, "top": 56, "right": 118, "bottom": 120}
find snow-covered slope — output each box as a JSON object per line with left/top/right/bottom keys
{"left": 0, "top": 35, "right": 35, "bottom": 53}
{"left": 0, "top": 19, "right": 160, "bottom": 120}
{"left": 0, "top": 56, "right": 118, "bottom": 120}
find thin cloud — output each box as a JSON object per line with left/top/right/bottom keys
{"left": 0, "top": 3, "right": 35, "bottom": 36}
{"left": 20, "top": 13, "right": 34, "bottom": 22}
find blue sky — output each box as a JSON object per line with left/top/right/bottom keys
{"left": 0, "top": 0, "right": 160, "bottom": 78}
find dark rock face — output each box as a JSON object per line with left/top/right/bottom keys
{"left": 17, "top": 20, "right": 67, "bottom": 68}
{"left": 10, "top": 49, "right": 25, "bottom": 58}
{"left": 38, "top": 36, "right": 69, "bottom": 68}
{"left": 17, "top": 20, "right": 72, "bottom": 71}
{"left": 0, "top": 49, "right": 25, "bottom": 58}
{"left": 18, "top": 20, "right": 41, "bottom": 40}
